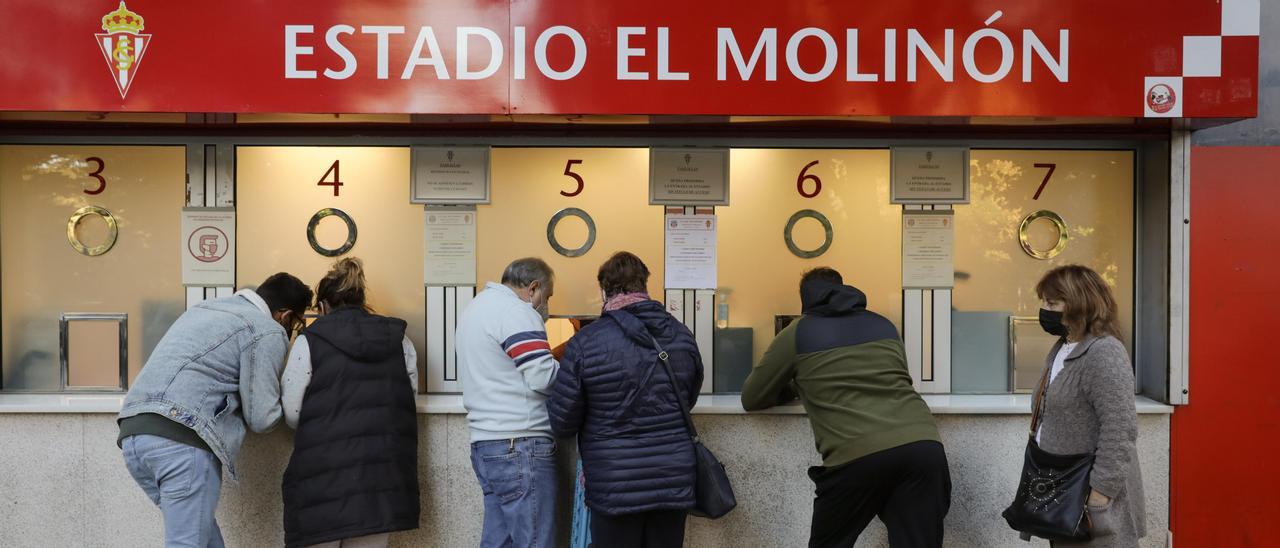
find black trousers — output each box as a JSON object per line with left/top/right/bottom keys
{"left": 590, "top": 509, "right": 687, "bottom": 548}
{"left": 808, "top": 440, "right": 951, "bottom": 548}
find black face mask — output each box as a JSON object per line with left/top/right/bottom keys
{"left": 1039, "top": 308, "right": 1070, "bottom": 338}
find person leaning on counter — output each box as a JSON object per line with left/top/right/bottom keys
{"left": 116, "top": 273, "right": 313, "bottom": 548}
{"left": 741, "top": 267, "right": 951, "bottom": 548}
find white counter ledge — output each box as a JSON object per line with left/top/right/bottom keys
{"left": 0, "top": 393, "right": 1174, "bottom": 414}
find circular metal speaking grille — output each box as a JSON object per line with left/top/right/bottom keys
{"left": 1018, "top": 210, "right": 1068, "bottom": 260}
{"left": 546, "top": 207, "right": 596, "bottom": 258}
{"left": 783, "top": 209, "right": 833, "bottom": 259}
{"left": 66, "top": 205, "right": 119, "bottom": 257}
{"left": 307, "top": 208, "right": 358, "bottom": 257}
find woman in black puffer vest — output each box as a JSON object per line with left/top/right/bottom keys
{"left": 281, "top": 258, "right": 420, "bottom": 548}
{"left": 548, "top": 251, "right": 704, "bottom": 548}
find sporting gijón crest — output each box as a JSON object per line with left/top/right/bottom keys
{"left": 95, "top": 2, "right": 151, "bottom": 99}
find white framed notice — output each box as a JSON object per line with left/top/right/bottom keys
{"left": 425, "top": 205, "right": 477, "bottom": 286}
{"left": 664, "top": 214, "right": 718, "bottom": 289}
{"left": 891, "top": 147, "right": 970, "bottom": 204}
{"left": 181, "top": 208, "right": 235, "bottom": 287}
{"left": 412, "top": 146, "right": 491, "bottom": 204}
{"left": 650, "top": 148, "right": 730, "bottom": 206}
{"left": 902, "top": 210, "right": 955, "bottom": 289}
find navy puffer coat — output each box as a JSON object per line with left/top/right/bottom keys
{"left": 547, "top": 300, "right": 704, "bottom": 516}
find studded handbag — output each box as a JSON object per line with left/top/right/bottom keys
{"left": 1001, "top": 365, "right": 1095, "bottom": 541}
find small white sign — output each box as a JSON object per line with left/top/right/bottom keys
{"left": 664, "top": 214, "right": 717, "bottom": 290}
{"left": 412, "top": 146, "right": 491, "bottom": 204}
{"left": 891, "top": 147, "right": 969, "bottom": 204}
{"left": 650, "top": 148, "right": 730, "bottom": 206}
{"left": 1143, "top": 76, "right": 1183, "bottom": 118}
{"left": 181, "top": 208, "right": 235, "bottom": 287}
{"left": 902, "top": 210, "right": 955, "bottom": 289}
{"left": 425, "top": 206, "right": 477, "bottom": 286}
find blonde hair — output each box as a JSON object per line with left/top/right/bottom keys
{"left": 315, "top": 257, "right": 370, "bottom": 311}
{"left": 1034, "top": 265, "right": 1121, "bottom": 341}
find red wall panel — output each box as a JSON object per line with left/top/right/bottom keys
{"left": 1176, "top": 146, "right": 1280, "bottom": 545}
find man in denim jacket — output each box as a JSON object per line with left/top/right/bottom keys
{"left": 117, "top": 273, "right": 312, "bottom": 548}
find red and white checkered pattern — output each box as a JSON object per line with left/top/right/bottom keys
{"left": 1144, "top": 0, "right": 1260, "bottom": 117}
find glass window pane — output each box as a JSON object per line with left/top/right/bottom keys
{"left": 480, "top": 148, "right": 663, "bottom": 316}
{"left": 235, "top": 146, "right": 425, "bottom": 388}
{"left": 952, "top": 149, "right": 1134, "bottom": 393}
{"left": 1, "top": 145, "right": 185, "bottom": 391}
{"left": 719, "top": 149, "right": 900, "bottom": 362}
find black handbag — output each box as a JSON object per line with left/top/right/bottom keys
{"left": 648, "top": 334, "right": 738, "bottom": 519}
{"left": 1002, "top": 365, "right": 1095, "bottom": 541}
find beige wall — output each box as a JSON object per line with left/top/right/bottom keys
{"left": 0, "top": 145, "right": 185, "bottom": 390}
{"left": 0, "top": 411, "right": 1170, "bottom": 548}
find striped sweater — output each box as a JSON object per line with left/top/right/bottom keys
{"left": 455, "top": 282, "right": 560, "bottom": 442}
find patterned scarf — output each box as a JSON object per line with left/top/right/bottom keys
{"left": 603, "top": 292, "right": 650, "bottom": 312}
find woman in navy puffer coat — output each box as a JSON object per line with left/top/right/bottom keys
{"left": 548, "top": 251, "right": 703, "bottom": 548}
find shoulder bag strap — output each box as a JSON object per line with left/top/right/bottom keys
{"left": 1028, "top": 356, "right": 1053, "bottom": 438}
{"left": 647, "top": 333, "right": 700, "bottom": 441}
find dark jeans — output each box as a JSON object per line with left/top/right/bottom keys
{"left": 808, "top": 440, "right": 951, "bottom": 548}
{"left": 590, "top": 509, "right": 687, "bottom": 548}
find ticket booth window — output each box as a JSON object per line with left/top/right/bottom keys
{"left": 718, "top": 149, "right": 901, "bottom": 363}
{"left": 479, "top": 148, "right": 663, "bottom": 315}
{"left": 0, "top": 145, "right": 185, "bottom": 391}
{"left": 951, "top": 149, "right": 1135, "bottom": 393}
{"left": 235, "top": 147, "right": 426, "bottom": 390}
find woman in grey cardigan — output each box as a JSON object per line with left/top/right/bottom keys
{"left": 1033, "top": 265, "right": 1145, "bottom": 547}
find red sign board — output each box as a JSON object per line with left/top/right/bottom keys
{"left": 0, "top": 0, "right": 1259, "bottom": 118}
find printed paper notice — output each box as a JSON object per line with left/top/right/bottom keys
{"left": 425, "top": 206, "right": 477, "bottom": 286}
{"left": 902, "top": 210, "right": 954, "bottom": 289}
{"left": 181, "top": 208, "right": 235, "bottom": 287}
{"left": 664, "top": 214, "right": 717, "bottom": 289}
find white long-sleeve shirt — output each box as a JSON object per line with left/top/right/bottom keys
{"left": 282, "top": 334, "right": 419, "bottom": 429}
{"left": 455, "top": 282, "right": 560, "bottom": 442}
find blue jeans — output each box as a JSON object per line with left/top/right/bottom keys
{"left": 470, "top": 436, "right": 559, "bottom": 548}
{"left": 122, "top": 434, "right": 225, "bottom": 548}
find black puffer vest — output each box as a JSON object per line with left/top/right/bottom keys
{"left": 282, "top": 307, "right": 419, "bottom": 548}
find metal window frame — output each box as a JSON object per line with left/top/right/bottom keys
{"left": 0, "top": 132, "right": 1173, "bottom": 399}
{"left": 59, "top": 312, "right": 128, "bottom": 392}
{"left": 1167, "top": 127, "right": 1191, "bottom": 404}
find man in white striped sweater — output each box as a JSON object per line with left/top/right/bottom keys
{"left": 456, "top": 257, "right": 561, "bottom": 548}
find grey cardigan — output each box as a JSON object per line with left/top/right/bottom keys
{"left": 1036, "top": 335, "right": 1146, "bottom": 548}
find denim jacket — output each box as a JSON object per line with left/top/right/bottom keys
{"left": 118, "top": 290, "right": 289, "bottom": 479}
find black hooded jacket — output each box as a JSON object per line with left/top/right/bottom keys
{"left": 282, "top": 307, "right": 419, "bottom": 547}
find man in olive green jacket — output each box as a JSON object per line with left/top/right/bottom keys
{"left": 742, "top": 267, "right": 950, "bottom": 548}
